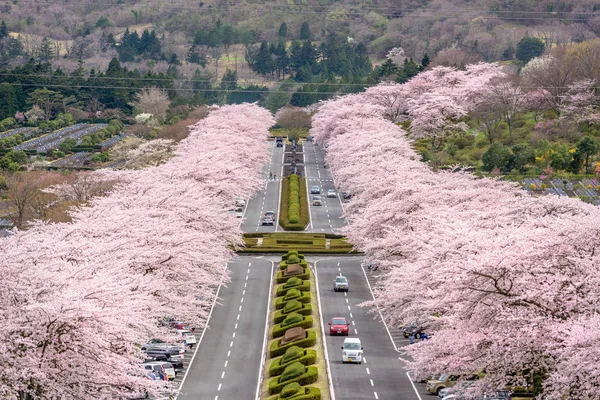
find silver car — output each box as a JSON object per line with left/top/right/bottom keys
{"left": 312, "top": 196, "right": 322, "bottom": 206}
{"left": 334, "top": 276, "right": 349, "bottom": 292}
{"left": 327, "top": 189, "right": 336, "bottom": 198}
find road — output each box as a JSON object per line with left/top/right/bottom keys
{"left": 315, "top": 257, "right": 419, "bottom": 400}
{"left": 240, "top": 141, "right": 284, "bottom": 233}
{"left": 177, "top": 257, "right": 272, "bottom": 400}
{"left": 303, "top": 141, "right": 346, "bottom": 233}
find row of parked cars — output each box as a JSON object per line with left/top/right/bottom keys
{"left": 428, "top": 376, "right": 513, "bottom": 400}
{"left": 139, "top": 319, "right": 197, "bottom": 383}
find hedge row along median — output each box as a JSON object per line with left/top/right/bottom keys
{"left": 279, "top": 174, "right": 310, "bottom": 231}
{"left": 261, "top": 250, "right": 327, "bottom": 400}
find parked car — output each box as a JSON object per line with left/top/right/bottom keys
{"left": 403, "top": 322, "right": 427, "bottom": 339}
{"left": 312, "top": 196, "right": 322, "bottom": 206}
{"left": 341, "top": 191, "right": 352, "bottom": 200}
{"left": 234, "top": 207, "right": 244, "bottom": 218}
{"left": 169, "top": 321, "right": 195, "bottom": 332}
{"left": 333, "top": 276, "right": 349, "bottom": 292}
{"left": 262, "top": 216, "right": 274, "bottom": 225}
{"left": 235, "top": 198, "right": 245, "bottom": 207}
{"left": 144, "top": 345, "right": 185, "bottom": 361}
{"left": 311, "top": 185, "right": 320, "bottom": 194}
{"left": 327, "top": 189, "right": 336, "bottom": 198}
{"left": 329, "top": 317, "right": 350, "bottom": 336}
{"left": 174, "top": 329, "right": 197, "bottom": 348}
{"left": 305, "top": 135, "right": 313, "bottom": 142}
{"left": 145, "top": 357, "right": 184, "bottom": 373}
{"left": 341, "top": 337, "right": 363, "bottom": 364}
{"left": 142, "top": 361, "right": 175, "bottom": 381}
{"left": 426, "top": 374, "right": 461, "bottom": 396}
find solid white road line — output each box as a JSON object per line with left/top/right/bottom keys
{"left": 406, "top": 372, "right": 423, "bottom": 400}
{"left": 174, "top": 262, "right": 227, "bottom": 399}
{"left": 313, "top": 260, "right": 336, "bottom": 400}
{"left": 254, "top": 259, "right": 275, "bottom": 400}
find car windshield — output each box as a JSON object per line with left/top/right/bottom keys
{"left": 313, "top": 196, "right": 321, "bottom": 200}
{"left": 438, "top": 374, "right": 450, "bottom": 381}
{"left": 332, "top": 318, "right": 346, "bottom": 325}
{"left": 336, "top": 277, "right": 347, "bottom": 283}
{"left": 344, "top": 342, "right": 361, "bottom": 350}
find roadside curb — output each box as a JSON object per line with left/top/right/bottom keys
{"left": 254, "top": 259, "right": 275, "bottom": 400}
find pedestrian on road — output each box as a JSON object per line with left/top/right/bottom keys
{"left": 409, "top": 333, "right": 415, "bottom": 345}
{"left": 269, "top": 172, "right": 272, "bottom": 179}
{"left": 148, "top": 370, "right": 157, "bottom": 381}
{"left": 273, "top": 174, "right": 276, "bottom": 180}
{"left": 422, "top": 333, "right": 428, "bottom": 341}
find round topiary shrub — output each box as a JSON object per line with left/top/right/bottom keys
{"left": 280, "top": 382, "right": 302, "bottom": 399}
{"left": 283, "top": 300, "right": 302, "bottom": 314}
{"left": 287, "top": 250, "right": 299, "bottom": 256}
{"left": 281, "top": 346, "right": 304, "bottom": 364}
{"left": 284, "top": 289, "right": 301, "bottom": 301}
{"left": 279, "top": 362, "right": 305, "bottom": 383}
{"left": 282, "top": 312, "right": 303, "bottom": 327}
{"left": 287, "top": 255, "right": 300, "bottom": 264}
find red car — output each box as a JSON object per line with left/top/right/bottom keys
{"left": 329, "top": 317, "right": 350, "bottom": 336}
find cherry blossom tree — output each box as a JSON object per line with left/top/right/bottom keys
{"left": 0, "top": 103, "right": 274, "bottom": 399}
{"left": 311, "top": 85, "right": 600, "bottom": 398}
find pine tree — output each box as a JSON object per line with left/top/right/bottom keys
{"left": 0, "top": 83, "right": 17, "bottom": 119}
{"left": 0, "top": 20, "right": 8, "bottom": 39}
{"left": 420, "top": 53, "right": 430, "bottom": 70}
{"left": 300, "top": 22, "right": 311, "bottom": 41}
{"left": 278, "top": 22, "right": 288, "bottom": 39}
{"left": 254, "top": 41, "right": 274, "bottom": 75}
{"left": 38, "top": 37, "right": 54, "bottom": 62}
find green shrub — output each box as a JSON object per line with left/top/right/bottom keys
{"left": 282, "top": 312, "right": 303, "bottom": 326}
{"left": 275, "top": 291, "right": 311, "bottom": 309}
{"left": 267, "top": 387, "right": 321, "bottom": 400}
{"left": 276, "top": 268, "right": 310, "bottom": 284}
{"left": 268, "top": 366, "right": 318, "bottom": 395}
{"left": 284, "top": 289, "right": 302, "bottom": 301}
{"left": 274, "top": 304, "right": 312, "bottom": 324}
{"left": 283, "top": 276, "right": 301, "bottom": 287}
{"left": 280, "top": 383, "right": 302, "bottom": 398}
{"left": 272, "top": 316, "right": 314, "bottom": 338}
{"left": 287, "top": 254, "right": 300, "bottom": 264}
{"left": 276, "top": 280, "right": 310, "bottom": 297}
{"left": 279, "top": 259, "right": 308, "bottom": 270}
{"left": 269, "top": 349, "right": 317, "bottom": 377}
{"left": 280, "top": 362, "right": 305, "bottom": 382}
{"left": 269, "top": 330, "right": 317, "bottom": 357}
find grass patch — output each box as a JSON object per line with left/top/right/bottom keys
{"left": 238, "top": 233, "right": 355, "bottom": 254}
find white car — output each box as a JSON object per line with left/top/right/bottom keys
{"left": 312, "top": 196, "right": 322, "bottom": 206}
{"left": 327, "top": 189, "right": 336, "bottom": 198}
{"left": 142, "top": 361, "right": 175, "bottom": 381}
{"left": 234, "top": 207, "right": 244, "bottom": 218}
{"left": 174, "top": 329, "right": 197, "bottom": 347}
{"left": 235, "top": 198, "right": 246, "bottom": 207}
{"left": 341, "top": 337, "right": 363, "bottom": 364}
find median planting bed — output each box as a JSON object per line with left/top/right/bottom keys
{"left": 261, "top": 250, "right": 329, "bottom": 400}
{"left": 279, "top": 174, "right": 310, "bottom": 231}
{"left": 240, "top": 233, "right": 355, "bottom": 253}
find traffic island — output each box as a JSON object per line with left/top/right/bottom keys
{"left": 239, "top": 233, "right": 356, "bottom": 254}
{"left": 260, "top": 250, "right": 329, "bottom": 400}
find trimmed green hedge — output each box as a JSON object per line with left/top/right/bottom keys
{"left": 270, "top": 330, "right": 317, "bottom": 358}
{"left": 279, "top": 175, "right": 310, "bottom": 231}
{"left": 281, "top": 251, "right": 305, "bottom": 261}
{"left": 272, "top": 315, "right": 314, "bottom": 338}
{"left": 274, "top": 304, "right": 312, "bottom": 324}
{"left": 269, "top": 348, "right": 317, "bottom": 377}
{"left": 267, "top": 386, "right": 321, "bottom": 400}
{"left": 276, "top": 281, "right": 311, "bottom": 297}
{"left": 276, "top": 267, "right": 310, "bottom": 284}
{"left": 279, "top": 259, "right": 309, "bottom": 270}
{"left": 275, "top": 291, "right": 311, "bottom": 309}
{"left": 268, "top": 366, "right": 319, "bottom": 395}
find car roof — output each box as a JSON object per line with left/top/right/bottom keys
{"left": 331, "top": 317, "right": 347, "bottom": 321}
{"left": 343, "top": 337, "right": 361, "bottom": 343}
{"left": 336, "top": 276, "right": 347, "bottom": 279}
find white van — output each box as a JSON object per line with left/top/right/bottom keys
{"left": 174, "top": 329, "right": 197, "bottom": 347}
{"left": 235, "top": 198, "right": 246, "bottom": 207}
{"left": 341, "top": 337, "right": 363, "bottom": 364}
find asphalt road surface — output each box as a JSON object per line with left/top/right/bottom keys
{"left": 240, "top": 141, "right": 284, "bottom": 233}
{"left": 315, "top": 257, "right": 420, "bottom": 400}
{"left": 303, "top": 141, "right": 346, "bottom": 233}
{"left": 177, "top": 257, "right": 273, "bottom": 400}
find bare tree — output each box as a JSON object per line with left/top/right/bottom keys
{"left": 472, "top": 104, "right": 504, "bottom": 144}
{"left": 276, "top": 107, "right": 312, "bottom": 129}
{"left": 485, "top": 79, "right": 525, "bottom": 141}
{"left": 129, "top": 87, "right": 170, "bottom": 122}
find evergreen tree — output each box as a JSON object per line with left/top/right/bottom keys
{"left": 289, "top": 40, "right": 303, "bottom": 70}
{"left": 220, "top": 68, "right": 237, "bottom": 91}
{"left": 0, "top": 83, "right": 17, "bottom": 120}
{"left": 274, "top": 41, "right": 290, "bottom": 79}
{"left": 376, "top": 59, "right": 398, "bottom": 80}
{"left": 254, "top": 41, "right": 274, "bottom": 75}
{"left": 0, "top": 20, "right": 8, "bottom": 39}
{"left": 39, "top": 37, "right": 54, "bottom": 62}
{"left": 298, "top": 40, "right": 317, "bottom": 67}
{"left": 420, "top": 53, "right": 430, "bottom": 70}
{"left": 516, "top": 36, "right": 545, "bottom": 64}
{"left": 278, "top": 22, "right": 288, "bottom": 39}
{"left": 300, "top": 22, "right": 311, "bottom": 41}
{"left": 106, "top": 58, "right": 122, "bottom": 76}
